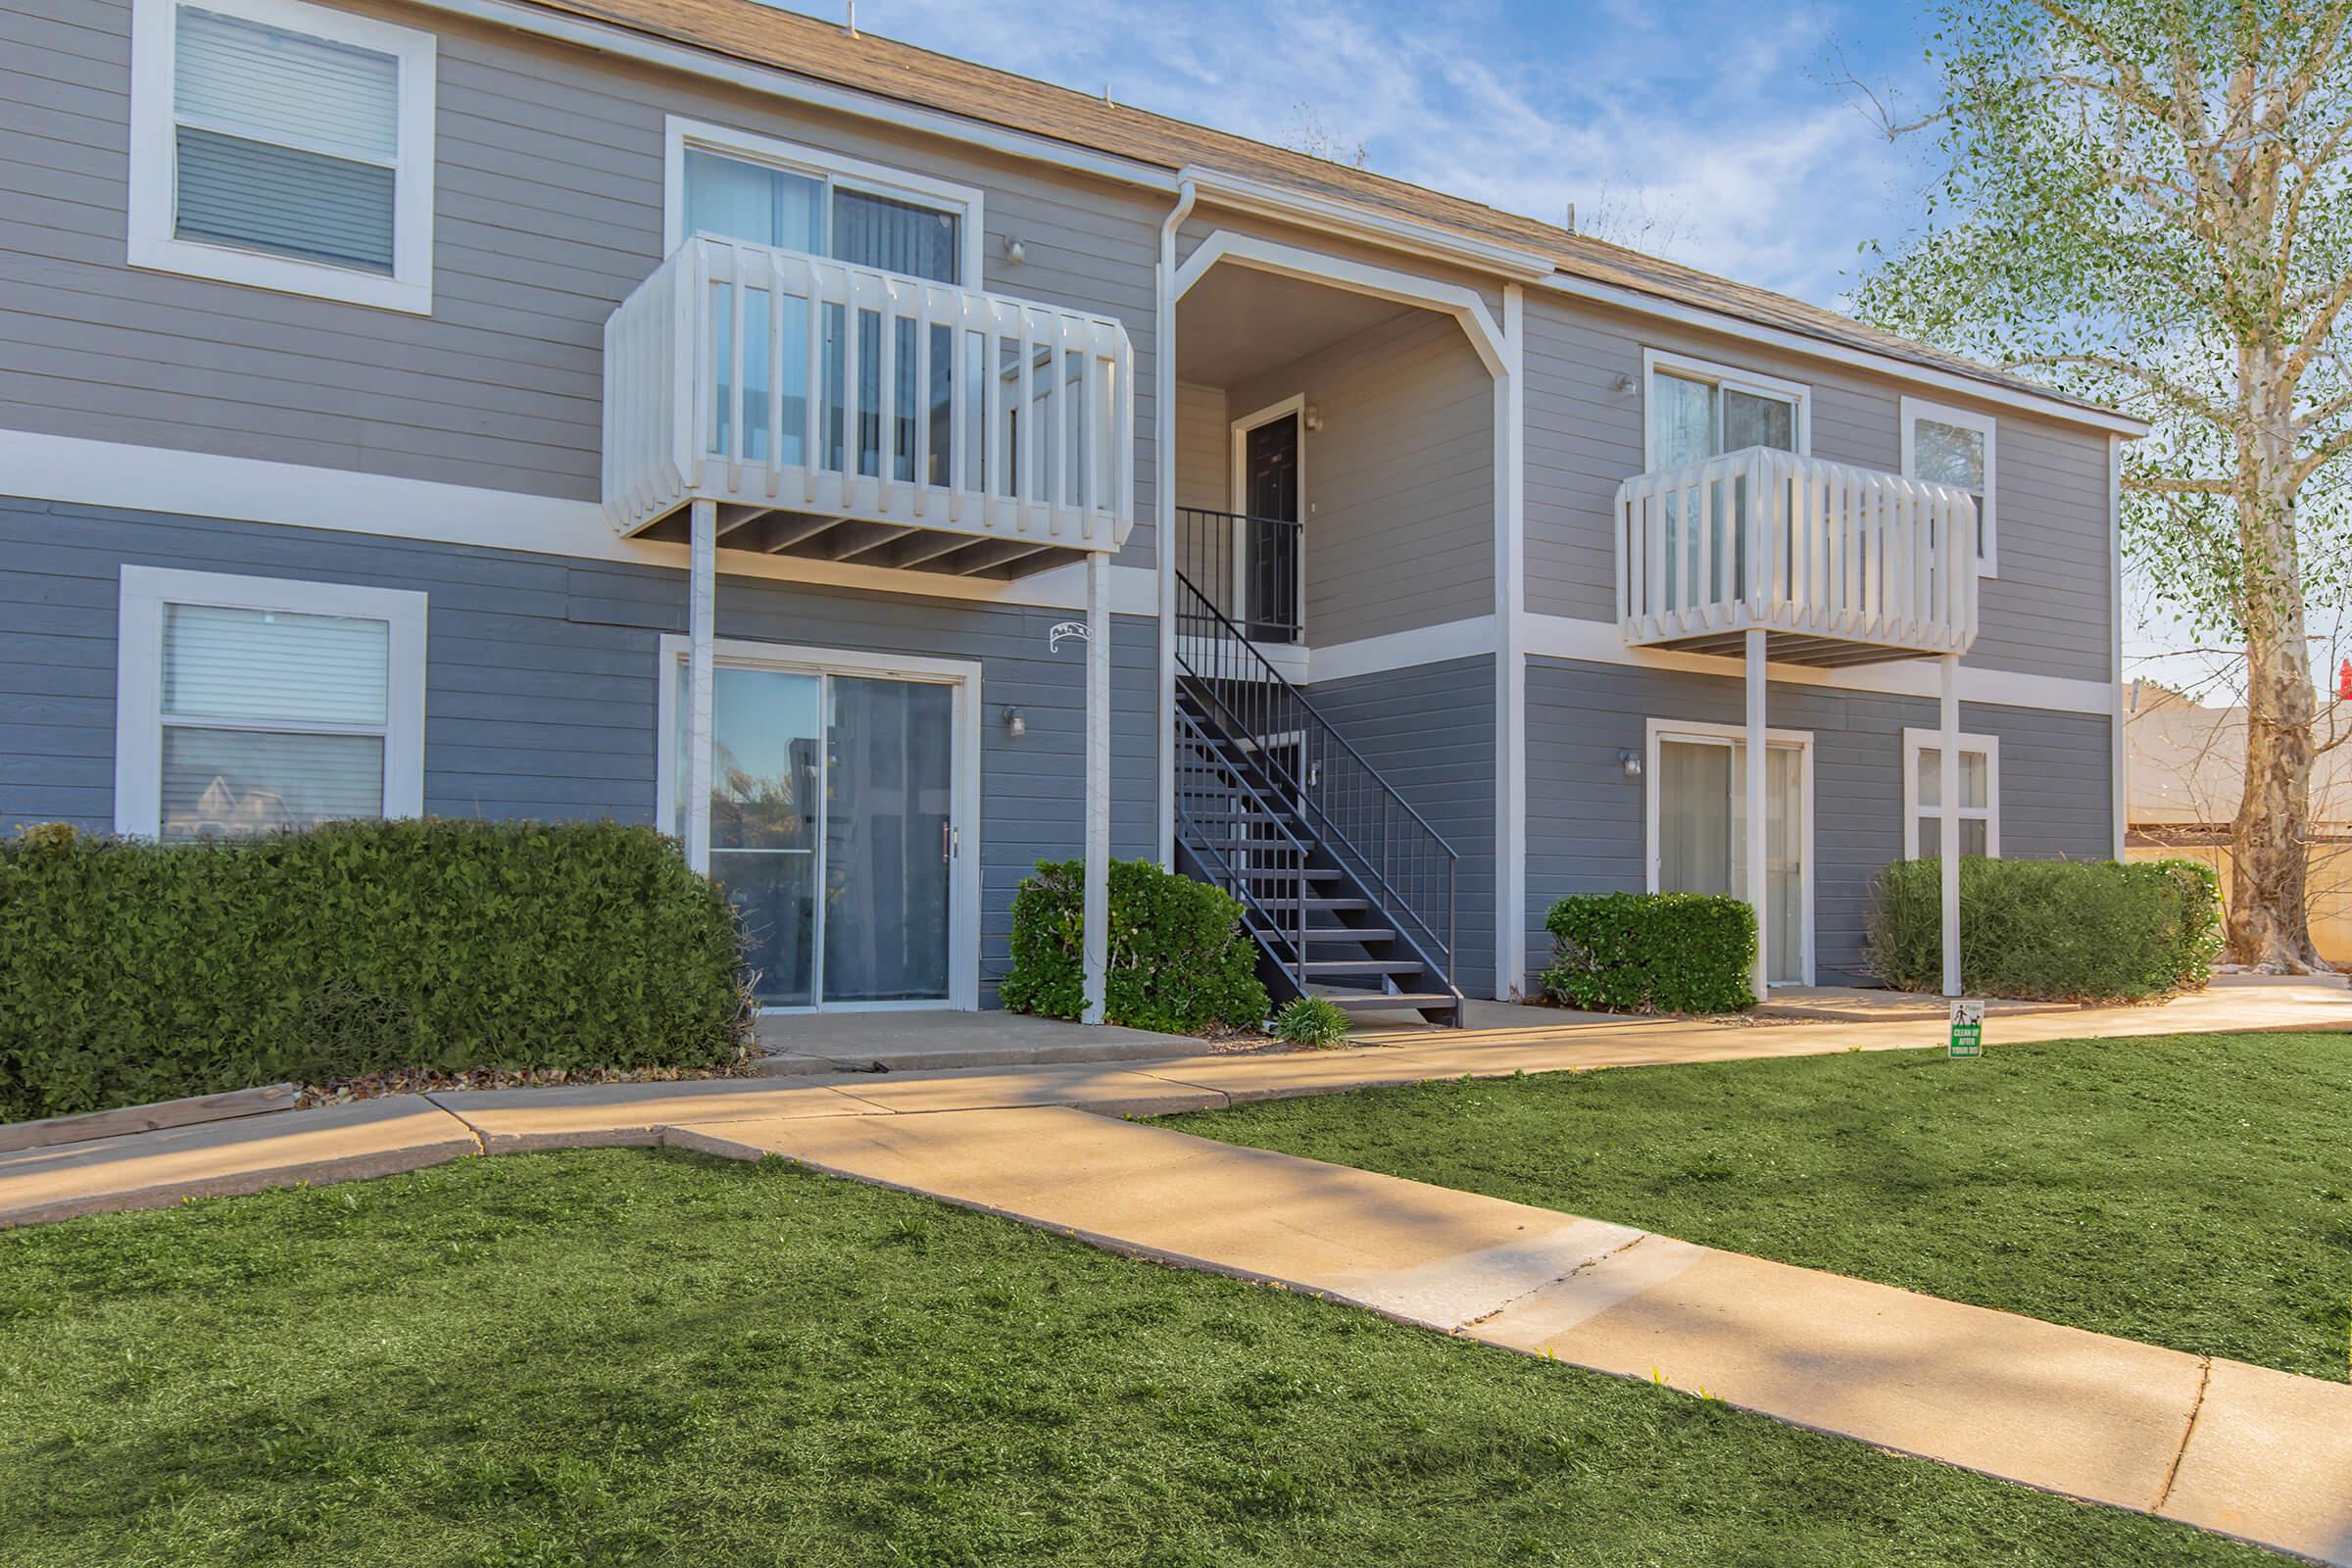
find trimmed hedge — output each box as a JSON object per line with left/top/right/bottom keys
{"left": 1001, "top": 858, "right": 1270, "bottom": 1033}
{"left": 1867, "top": 857, "right": 2221, "bottom": 1002}
{"left": 1541, "top": 892, "right": 1758, "bottom": 1014}
{"left": 0, "top": 819, "right": 752, "bottom": 1123}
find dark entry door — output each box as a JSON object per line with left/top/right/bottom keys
{"left": 1242, "top": 414, "right": 1300, "bottom": 642}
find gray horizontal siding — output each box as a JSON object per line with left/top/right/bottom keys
{"left": 1303, "top": 656, "right": 1495, "bottom": 998}
{"left": 0, "top": 0, "right": 1163, "bottom": 565}
{"left": 1223, "top": 309, "right": 1494, "bottom": 643}
{"left": 1523, "top": 655, "right": 2113, "bottom": 991}
{"left": 0, "top": 495, "right": 1155, "bottom": 1001}
{"left": 1520, "top": 295, "right": 2116, "bottom": 685}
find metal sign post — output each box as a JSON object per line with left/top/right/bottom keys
{"left": 1949, "top": 999, "right": 1984, "bottom": 1058}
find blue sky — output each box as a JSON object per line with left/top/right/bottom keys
{"left": 832, "top": 0, "right": 1942, "bottom": 307}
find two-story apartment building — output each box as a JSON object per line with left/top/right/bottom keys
{"left": 0, "top": 0, "right": 2142, "bottom": 1023}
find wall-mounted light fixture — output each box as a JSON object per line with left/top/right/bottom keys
{"left": 1002, "top": 706, "right": 1026, "bottom": 739}
{"left": 1303, "top": 403, "right": 1324, "bottom": 432}
{"left": 1002, "top": 235, "right": 1027, "bottom": 265}
{"left": 1613, "top": 373, "right": 1637, "bottom": 396}
{"left": 1618, "top": 747, "right": 1642, "bottom": 780}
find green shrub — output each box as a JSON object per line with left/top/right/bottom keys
{"left": 1001, "top": 858, "right": 1270, "bottom": 1034}
{"left": 0, "top": 819, "right": 753, "bottom": 1122}
{"left": 1270, "top": 995, "right": 1352, "bottom": 1048}
{"left": 1540, "top": 892, "right": 1757, "bottom": 1014}
{"left": 1866, "top": 857, "right": 2221, "bottom": 1002}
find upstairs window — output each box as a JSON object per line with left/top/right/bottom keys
{"left": 1643, "top": 350, "right": 1807, "bottom": 470}
{"left": 1902, "top": 398, "right": 1998, "bottom": 575}
{"left": 666, "top": 117, "right": 980, "bottom": 286}
{"left": 128, "top": 0, "right": 437, "bottom": 313}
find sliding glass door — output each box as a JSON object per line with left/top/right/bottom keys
{"left": 675, "top": 659, "right": 961, "bottom": 1009}
{"left": 1654, "top": 733, "right": 1808, "bottom": 985}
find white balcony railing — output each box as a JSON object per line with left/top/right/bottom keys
{"left": 604, "top": 235, "right": 1136, "bottom": 552}
{"left": 1617, "top": 447, "right": 1979, "bottom": 662}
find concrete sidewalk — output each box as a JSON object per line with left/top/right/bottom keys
{"left": 671, "top": 1105, "right": 2352, "bottom": 1566}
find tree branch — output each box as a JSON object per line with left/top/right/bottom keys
{"left": 2005, "top": 351, "right": 2233, "bottom": 426}
{"left": 2290, "top": 424, "right": 2352, "bottom": 489}
{"left": 2126, "top": 474, "right": 2240, "bottom": 495}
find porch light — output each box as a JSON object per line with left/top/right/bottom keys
{"left": 1002, "top": 706, "right": 1027, "bottom": 739}
{"left": 1619, "top": 748, "right": 1642, "bottom": 780}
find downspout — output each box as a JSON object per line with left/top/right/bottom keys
{"left": 1154, "top": 176, "right": 1198, "bottom": 870}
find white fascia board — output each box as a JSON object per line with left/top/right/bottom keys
{"left": 6, "top": 430, "right": 1159, "bottom": 616}
{"left": 1538, "top": 272, "right": 2150, "bottom": 439}
{"left": 1176, "top": 166, "right": 1555, "bottom": 281}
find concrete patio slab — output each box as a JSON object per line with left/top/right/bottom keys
{"left": 2161, "top": 1356, "right": 2352, "bottom": 1563}
{"left": 424, "top": 1077, "right": 891, "bottom": 1152}
{"left": 753, "top": 1007, "right": 1197, "bottom": 1074}
{"left": 0, "top": 1095, "right": 475, "bottom": 1227}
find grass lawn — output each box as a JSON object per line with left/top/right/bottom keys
{"left": 1168, "top": 1030, "right": 2352, "bottom": 1382}
{"left": 0, "top": 1150, "right": 2282, "bottom": 1566}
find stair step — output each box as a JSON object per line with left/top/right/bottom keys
{"left": 1321, "top": 992, "right": 1460, "bottom": 1012}
{"left": 1251, "top": 898, "right": 1373, "bottom": 913}
{"left": 1299, "top": 958, "right": 1428, "bottom": 976}
{"left": 1250, "top": 925, "right": 1397, "bottom": 946}
{"left": 1230, "top": 866, "right": 1346, "bottom": 882}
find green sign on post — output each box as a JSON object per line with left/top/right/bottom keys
{"left": 1949, "top": 999, "right": 1984, "bottom": 1058}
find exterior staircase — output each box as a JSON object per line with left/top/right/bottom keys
{"left": 1171, "top": 573, "right": 1464, "bottom": 1027}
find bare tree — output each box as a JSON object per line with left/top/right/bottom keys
{"left": 1850, "top": 0, "right": 2352, "bottom": 971}
{"left": 1284, "top": 103, "right": 1370, "bottom": 170}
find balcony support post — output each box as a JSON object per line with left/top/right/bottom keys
{"left": 1744, "top": 627, "right": 1769, "bottom": 1000}
{"left": 1939, "top": 653, "right": 1962, "bottom": 998}
{"left": 684, "top": 498, "right": 716, "bottom": 877}
{"left": 1082, "top": 549, "right": 1112, "bottom": 1024}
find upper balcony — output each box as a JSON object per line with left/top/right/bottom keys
{"left": 604, "top": 235, "right": 1135, "bottom": 577}
{"left": 1617, "top": 447, "right": 1979, "bottom": 666}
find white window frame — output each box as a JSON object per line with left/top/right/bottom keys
{"left": 662, "top": 116, "right": 986, "bottom": 286}
{"left": 1900, "top": 396, "right": 1999, "bottom": 577}
{"left": 1641, "top": 348, "right": 1812, "bottom": 470}
{"left": 654, "top": 636, "right": 984, "bottom": 1013}
{"left": 1901, "top": 727, "right": 2001, "bottom": 858}
{"left": 1643, "top": 716, "right": 1816, "bottom": 986}
{"left": 114, "top": 564, "right": 428, "bottom": 838}
{"left": 125, "top": 0, "right": 437, "bottom": 314}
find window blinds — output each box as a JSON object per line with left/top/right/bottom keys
{"left": 172, "top": 7, "right": 400, "bottom": 273}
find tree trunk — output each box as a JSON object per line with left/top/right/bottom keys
{"left": 2228, "top": 345, "right": 2331, "bottom": 972}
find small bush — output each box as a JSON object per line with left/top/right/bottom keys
{"left": 1001, "top": 858, "right": 1270, "bottom": 1034}
{"left": 1541, "top": 893, "right": 1757, "bottom": 1014}
{"left": 0, "top": 819, "right": 753, "bottom": 1122}
{"left": 1270, "top": 995, "right": 1351, "bottom": 1048}
{"left": 1866, "top": 857, "right": 2221, "bottom": 1002}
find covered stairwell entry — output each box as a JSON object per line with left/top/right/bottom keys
{"left": 1171, "top": 573, "right": 1465, "bottom": 1027}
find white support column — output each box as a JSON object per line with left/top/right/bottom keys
{"left": 684, "top": 498, "right": 716, "bottom": 876}
{"left": 1744, "top": 627, "right": 1769, "bottom": 999}
{"left": 1940, "top": 652, "right": 1963, "bottom": 997}
{"left": 1494, "top": 282, "right": 1527, "bottom": 1001}
{"left": 1082, "top": 549, "right": 1112, "bottom": 1024}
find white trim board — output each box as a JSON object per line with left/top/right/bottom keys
{"left": 2, "top": 431, "right": 1159, "bottom": 616}
{"left": 654, "top": 633, "right": 984, "bottom": 1012}
{"left": 1900, "top": 726, "right": 2001, "bottom": 859}
{"left": 1522, "top": 612, "right": 2116, "bottom": 716}
{"left": 1173, "top": 230, "right": 1509, "bottom": 378}
{"left": 115, "top": 564, "right": 428, "bottom": 838}
{"left": 1642, "top": 716, "right": 1816, "bottom": 987}
{"left": 127, "top": 0, "right": 438, "bottom": 315}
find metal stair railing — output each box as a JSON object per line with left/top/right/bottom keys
{"left": 1173, "top": 705, "right": 1313, "bottom": 1001}
{"left": 1173, "top": 568, "right": 1459, "bottom": 993}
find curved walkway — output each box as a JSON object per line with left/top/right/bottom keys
{"left": 4, "top": 981, "right": 2348, "bottom": 1561}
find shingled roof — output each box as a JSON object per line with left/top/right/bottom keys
{"left": 513, "top": 0, "right": 2133, "bottom": 425}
